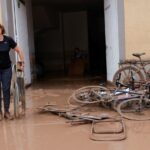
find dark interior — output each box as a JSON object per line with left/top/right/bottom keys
{"left": 31, "top": 0, "right": 106, "bottom": 79}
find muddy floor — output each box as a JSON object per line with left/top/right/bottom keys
{"left": 0, "top": 77, "right": 150, "bottom": 150}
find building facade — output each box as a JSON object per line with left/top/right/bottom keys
{"left": 0, "top": 0, "right": 149, "bottom": 82}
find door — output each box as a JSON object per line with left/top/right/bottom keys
{"left": 104, "top": 0, "right": 125, "bottom": 81}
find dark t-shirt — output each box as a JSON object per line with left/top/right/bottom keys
{"left": 0, "top": 35, "right": 17, "bottom": 69}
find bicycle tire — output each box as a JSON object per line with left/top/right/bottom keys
{"left": 14, "top": 82, "right": 19, "bottom": 118}
{"left": 117, "top": 98, "right": 150, "bottom": 121}
{"left": 12, "top": 64, "right": 26, "bottom": 118}
{"left": 72, "top": 86, "right": 111, "bottom": 104}
{"left": 144, "top": 64, "right": 150, "bottom": 80}
{"left": 17, "top": 77, "right": 26, "bottom": 115}
{"left": 113, "top": 66, "right": 144, "bottom": 88}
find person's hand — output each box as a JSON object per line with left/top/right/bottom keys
{"left": 17, "top": 61, "right": 24, "bottom": 71}
{"left": 20, "top": 61, "right": 24, "bottom": 71}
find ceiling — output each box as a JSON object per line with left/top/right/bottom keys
{"left": 32, "top": 0, "right": 102, "bottom": 5}
{"left": 31, "top": 0, "right": 104, "bottom": 11}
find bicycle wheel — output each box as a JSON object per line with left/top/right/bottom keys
{"left": 117, "top": 98, "right": 150, "bottom": 121}
{"left": 14, "top": 81, "right": 19, "bottom": 118}
{"left": 17, "top": 76, "right": 26, "bottom": 115}
{"left": 113, "top": 66, "right": 144, "bottom": 88}
{"left": 72, "top": 86, "right": 111, "bottom": 104}
{"left": 12, "top": 63, "right": 26, "bottom": 118}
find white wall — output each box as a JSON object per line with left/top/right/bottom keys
{"left": 117, "top": 0, "right": 125, "bottom": 60}
{"left": 0, "top": 0, "right": 10, "bottom": 34}
{"left": 0, "top": 0, "right": 18, "bottom": 65}
{"left": 104, "top": 0, "right": 125, "bottom": 81}
{"left": 0, "top": 1, "right": 2, "bottom": 23}
{"left": 13, "top": 0, "right": 31, "bottom": 85}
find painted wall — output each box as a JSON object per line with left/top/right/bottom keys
{"left": 14, "top": 0, "right": 31, "bottom": 85}
{"left": 0, "top": 2, "right": 2, "bottom": 23}
{"left": 124, "top": 0, "right": 150, "bottom": 59}
{"left": 104, "top": 0, "right": 125, "bottom": 81}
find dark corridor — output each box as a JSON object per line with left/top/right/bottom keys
{"left": 88, "top": 9, "right": 106, "bottom": 77}
{"left": 32, "top": 0, "right": 106, "bottom": 79}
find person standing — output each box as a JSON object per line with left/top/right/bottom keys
{"left": 0, "top": 24, "right": 24, "bottom": 120}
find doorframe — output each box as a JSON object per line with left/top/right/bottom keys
{"left": 0, "top": 0, "right": 17, "bottom": 64}
{"left": 117, "top": 0, "right": 125, "bottom": 60}
{"left": 104, "top": 0, "right": 125, "bottom": 81}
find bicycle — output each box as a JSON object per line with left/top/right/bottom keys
{"left": 11, "top": 62, "right": 25, "bottom": 118}
{"left": 71, "top": 83, "right": 150, "bottom": 121}
{"left": 111, "top": 80, "right": 150, "bottom": 121}
{"left": 72, "top": 86, "right": 111, "bottom": 104}
{"left": 113, "top": 53, "right": 150, "bottom": 89}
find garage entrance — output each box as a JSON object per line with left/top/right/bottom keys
{"left": 31, "top": 0, "right": 106, "bottom": 79}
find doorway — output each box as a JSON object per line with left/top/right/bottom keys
{"left": 88, "top": 8, "right": 106, "bottom": 76}
{"left": 31, "top": 0, "right": 106, "bottom": 79}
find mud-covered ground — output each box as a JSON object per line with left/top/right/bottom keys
{"left": 0, "top": 77, "right": 150, "bottom": 150}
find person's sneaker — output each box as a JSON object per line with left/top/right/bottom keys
{"left": 4, "top": 112, "right": 14, "bottom": 120}
{"left": 0, "top": 112, "right": 3, "bottom": 121}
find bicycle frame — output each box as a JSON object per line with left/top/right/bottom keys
{"left": 119, "top": 54, "right": 150, "bottom": 80}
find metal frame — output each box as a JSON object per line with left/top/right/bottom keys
{"left": 12, "top": 63, "right": 25, "bottom": 118}
{"left": 90, "top": 118, "right": 127, "bottom": 141}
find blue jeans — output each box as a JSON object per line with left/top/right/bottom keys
{"left": 0, "top": 67, "right": 12, "bottom": 112}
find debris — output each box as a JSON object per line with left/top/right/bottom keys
{"left": 90, "top": 118, "right": 127, "bottom": 141}
{"left": 38, "top": 83, "right": 150, "bottom": 141}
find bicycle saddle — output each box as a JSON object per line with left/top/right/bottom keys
{"left": 132, "top": 52, "right": 145, "bottom": 58}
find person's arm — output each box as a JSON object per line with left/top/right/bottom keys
{"left": 14, "top": 46, "right": 24, "bottom": 69}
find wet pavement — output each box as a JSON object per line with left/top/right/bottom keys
{"left": 0, "top": 77, "right": 150, "bottom": 150}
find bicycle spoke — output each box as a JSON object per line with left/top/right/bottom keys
{"left": 113, "top": 66, "right": 144, "bottom": 88}
{"left": 72, "top": 86, "right": 111, "bottom": 104}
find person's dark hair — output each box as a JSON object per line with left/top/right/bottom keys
{"left": 0, "top": 24, "right": 5, "bottom": 34}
